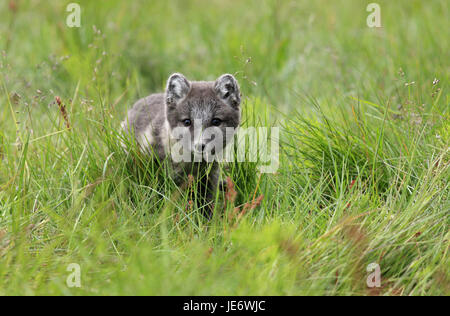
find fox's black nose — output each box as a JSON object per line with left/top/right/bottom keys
{"left": 195, "top": 143, "right": 206, "bottom": 152}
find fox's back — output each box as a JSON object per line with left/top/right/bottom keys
{"left": 121, "top": 93, "right": 170, "bottom": 159}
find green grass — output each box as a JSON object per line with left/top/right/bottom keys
{"left": 0, "top": 0, "right": 448, "bottom": 295}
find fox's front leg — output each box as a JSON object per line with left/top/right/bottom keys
{"left": 199, "top": 166, "right": 220, "bottom": 218}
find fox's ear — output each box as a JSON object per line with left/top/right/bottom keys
{"left": 165, "top": 73, "right": 190, "bottom": 107}
{"left": 214, "top": 74, "right": 241, "bottom": 108}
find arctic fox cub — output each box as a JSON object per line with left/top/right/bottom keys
{"left": 121, "top": 73, "right": 241, "bottom": 215}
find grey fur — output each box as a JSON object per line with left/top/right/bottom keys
{"left": 121, "top": 73, "right": 241, "bottom": 216}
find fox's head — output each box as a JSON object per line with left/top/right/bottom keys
{"left": 165, "top": 73, "right": 241, "bottom": 161}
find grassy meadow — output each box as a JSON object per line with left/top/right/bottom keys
{"left": 0, "top": 0, "right": 448, "bottom": 295}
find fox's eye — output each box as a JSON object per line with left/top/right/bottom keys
{"left": 211, "top": 118, "right": 222, "bottom": 126}
{"left": 183, "top": 119, "right": 191, "bottom": 127}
